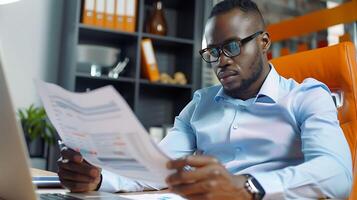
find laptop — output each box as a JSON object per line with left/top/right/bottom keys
{"left": 0, "top": 49, "right": 128, "bottom": 199}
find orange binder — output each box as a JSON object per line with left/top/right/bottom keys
{"left": 95, "top": 0, "right": 105, "bottom": 27}
{"left": 114, "top": 0, "right": 125, "bottom": 31}
{"left": 105, "top": 0, "right": 115, "bottom": 28}
{"left": 124, "top": 0, "right": 137, "bottom": 32}
{"left": 141, "top": 39, "right": 160, "bottom": 82}
{"left": 83, "top": 0, "right": 96, "bottom": 25}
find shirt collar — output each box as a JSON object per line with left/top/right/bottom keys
{"left": 254, "top": 63, "right": 280, "bottom": 103}
{"left": 214, "top": 63, "right": 280, "bottom": 104}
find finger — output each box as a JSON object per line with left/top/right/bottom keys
{"left": 170, "top": 180, "right": 219, "bottom": 196}
{"left": 60, "top": 148, "right": 83, "bottom": 164}
{"left": 59, "top": 179, "right": 93, "bottom": 193}
{"left": 58, "top": 155, "right": 100, "bottom": 173}
{"left": 57, "top": 160, "right": 100, "bottom": 178}
{"left": 58, "top": 168, "right": 95, "bottom": 183}
{"left": 57, "top": 156, "right": 69, "bottom": 164}
{"left": 167, "top": 155, "right": 219, "bottom": 169}
{"left": 166, "top": 165, "right": 224, "bottom": 186}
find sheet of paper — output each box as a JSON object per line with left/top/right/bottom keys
{"left": 35, "top": 80, "right": 173, "bottom": 185}
{"left": 121, "top": 193, "right": 187, "bottom": 200}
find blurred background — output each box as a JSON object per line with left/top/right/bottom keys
{"left": 0, "top": 0, "right": 356, "bottom": 172}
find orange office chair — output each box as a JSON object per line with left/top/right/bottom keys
{"left": 270, "top": 42, "right": 357, "bottom": 199}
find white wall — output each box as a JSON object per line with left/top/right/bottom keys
{"left": 0, "top": 0, "right": 63, "bottom": 109}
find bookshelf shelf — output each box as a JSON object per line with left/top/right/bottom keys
{"left": 59, "top": 0, "right": 204, "bottom": 129}
{"left": 79, "top": 24, "right": 139, "bottom": 37}
{"left": 76, "top": 72, "right": 136, "bottom": 83}
{"left": 141, "top": 33, "right": 194, "bottom": 45}
{"left": 139, "top": 79, "right": 192, "bottom": 89}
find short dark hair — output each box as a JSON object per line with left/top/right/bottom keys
{"left": 209, "top": 0, "right": 265, "bottom": 27}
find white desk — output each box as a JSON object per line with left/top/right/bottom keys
{"left": 32, "top": 169, "right": 179, "bottom": 199}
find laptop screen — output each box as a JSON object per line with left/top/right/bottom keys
{"left": 0, "top": 49, "right": 38, "bottom": 200}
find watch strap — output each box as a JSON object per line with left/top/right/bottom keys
{"left": 244, "top": 174, "right": 265, "bottom": 200}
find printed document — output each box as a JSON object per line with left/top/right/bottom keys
{"left": 35, "top": 80, "right": 173, "bottom": 185}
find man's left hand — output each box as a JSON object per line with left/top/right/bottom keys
{"left": 166, "top": 155, "right": 253, "bottom": 200}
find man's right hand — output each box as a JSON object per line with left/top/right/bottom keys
{"left": 57, "top": 147, "right": 102, "bottom": 193}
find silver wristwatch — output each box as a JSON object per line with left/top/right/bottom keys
{"left": 244, "top": 174, "right": 265, "bottom": 200}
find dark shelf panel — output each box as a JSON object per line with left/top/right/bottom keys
{"left": 144, "top": 0, "right": 195, "bottom": 11}
{"left": 76, "top": 72, "right": 136, "bottom": 83}
{"left": 142, "top": 33, "right": 194, "bottom": 45}
{"left": 137, "top": 83, "right": 192, "bottom": 128}
{"left": 139, "top": 79, "right": 192, "bottom": 89}
{"left": 79, "top": 23, "right": 138, "bottom": 36}
{"left": 78, "top": 24, "right": 138, "bottom": 45}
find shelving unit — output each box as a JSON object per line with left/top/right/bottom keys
{"left": 58, "top": 0, "right": 204, "bottom": 129}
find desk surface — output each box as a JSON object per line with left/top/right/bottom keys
{"left": 31, "top": 168, "right": 57, "bottom": 177}
{"left": 31, "top": 168, "right": 174, "bottom": 198}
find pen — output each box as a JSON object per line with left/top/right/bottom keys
{"left": 181, "top": 151, "right": 203, "bottom": 171}
{"left": 183, "top": 165, "right": 194, "bottom": 172}
{"left": 57, "top": 140, "right": 69, "bottom": 163}
{"left": 57, "top": 140, "right": 67, "bottom": 151}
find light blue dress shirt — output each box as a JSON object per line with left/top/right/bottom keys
{"left": 100, "top": 65, "right": 352, "bottom": 199}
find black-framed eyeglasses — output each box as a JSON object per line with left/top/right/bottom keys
{"left": 199, "top": 31, "right": 264, "bottom": 63}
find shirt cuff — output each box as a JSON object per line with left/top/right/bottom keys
{"left": 99, "top": 170, "right": 122, "bottom": 192}
{"left": 99, "top": 169, "right": 145, "bottom": 193}
{"left": 99, "top": 170, "right": 165, "bottom": 193}
{"left": 250, "top": 172, "right": 285, "bottom": 200}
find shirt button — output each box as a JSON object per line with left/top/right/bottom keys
{"left": 232, "top": 124, "right": 238, "bottom": 129}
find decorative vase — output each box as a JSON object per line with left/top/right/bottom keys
{"left": 146, "top": 0, "right": 168, "bottom": 36}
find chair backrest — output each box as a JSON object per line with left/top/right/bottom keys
{"left": 271, "top": 42, "right": 357, "bottom": 199}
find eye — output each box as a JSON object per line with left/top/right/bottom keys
{"left": 223, "top": 41, "right": 240, "bottom": 56}
{"left": 208, "top": 48, "right": 220, "bottom": 58}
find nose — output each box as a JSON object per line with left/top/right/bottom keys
{"left": 217, "top": 50, "right": 233, "bottom": 68}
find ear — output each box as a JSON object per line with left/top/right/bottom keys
{"left": 261, "top": 32, "right": 271, "bottom": 53}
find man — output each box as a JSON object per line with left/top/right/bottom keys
{"left": 58, "top": 0, "right": 352, "bottom": 199}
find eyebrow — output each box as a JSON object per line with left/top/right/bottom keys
{"left": 207, "top": 36, "right": 241, "bottom": 48}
